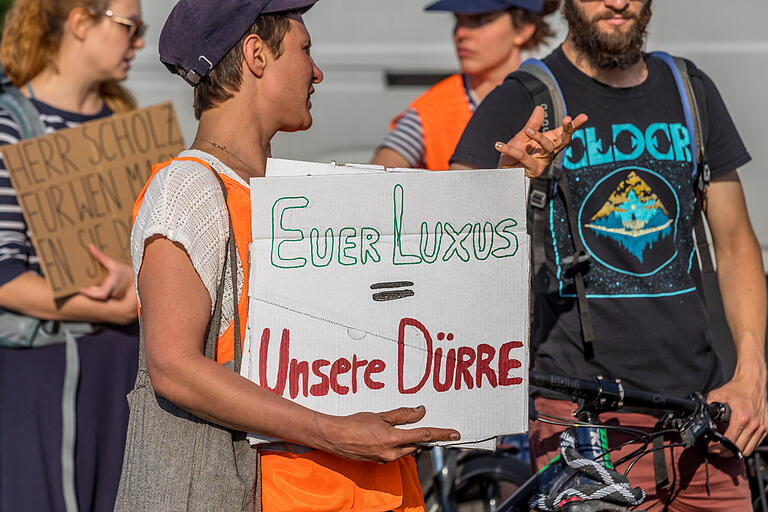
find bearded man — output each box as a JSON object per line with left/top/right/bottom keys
{"left": 452, "top": 0, "right": 767, "bottom": 509}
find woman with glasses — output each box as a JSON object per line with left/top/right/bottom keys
{"left": 372, "top": 0, "right": 559, "bottom": 170}
{"left": 0, "top": 0, "right": 145, "bottom": 510}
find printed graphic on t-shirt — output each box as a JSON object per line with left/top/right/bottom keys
{"left": 584, "top": 171, "right": 673, "bottom": 261}
{"left": 551, "top": 122, "right": 698, "bottom": 298}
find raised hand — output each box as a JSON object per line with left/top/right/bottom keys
{"left": 494, "top": 106, "right": 588, "bottom": 178}
{"left": 315, "top": 405, "right": 460, "bottom": 463}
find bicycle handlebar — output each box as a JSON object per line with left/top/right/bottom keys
{"left": 530, "top": 371, "right": 730, "bottom": 422}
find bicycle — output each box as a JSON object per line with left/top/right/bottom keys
{"left": 417, "top": 436, "right": 530, "bottom": 512}
{"left": 501, "top": 371, "right": 739, "bottom": 511}
{"left": 418, "top": 370, "right": 742, "bottom": 512}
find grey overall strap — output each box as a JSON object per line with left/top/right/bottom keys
{"left": 0, "top": 64, "right": 46, "bottom": 139}
{"left": 60, "top": 328, "right": 80, "bottom": 512}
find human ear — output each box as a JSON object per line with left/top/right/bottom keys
{"left": 66, "top": 7, "right": 95, "bottom": 41}
{"left": 513, "top": 23, "right": 537, "bottom": 47}
{"left": 243, "top": 34, "right": 267, "bottom": 78}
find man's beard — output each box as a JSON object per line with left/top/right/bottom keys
{"left": 564, "top": 0, "right": 653, "bottom": 70}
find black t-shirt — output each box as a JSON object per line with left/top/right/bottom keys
{"left": 453, "top": 47, "right": 751, "bottom": 397}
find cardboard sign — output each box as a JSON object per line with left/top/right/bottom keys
{"left": 243, "top": 162, "right": 530, "bottom": 447}
{"left": 1, "top": 102, "right": 185, "bottom": 298}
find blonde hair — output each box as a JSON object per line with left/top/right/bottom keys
{"left": 1, "top": 0, "right": 137, "bottom": 113}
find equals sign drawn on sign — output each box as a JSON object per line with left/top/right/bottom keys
{"left": 371, "top": 281, "right": 414, "bottom": 302}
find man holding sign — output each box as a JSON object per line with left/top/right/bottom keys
{"left": 119, "top": 0, "right": 584, "bottom": 510}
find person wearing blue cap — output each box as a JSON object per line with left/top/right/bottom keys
{"left": 116, "top": 0, "right": 584, "bottom": 509}
{"left": 371, "top": 0, "right": 560, "bottom": 170}
{"left": 452, "top": 0, "right": 766, "bottom": 509}
{"left": 116, "top": 1, "right": 466, "bottom": 511}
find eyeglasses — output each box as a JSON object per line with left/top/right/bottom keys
{"left": 89, "top": 9, "right": 147, "bottom": 41}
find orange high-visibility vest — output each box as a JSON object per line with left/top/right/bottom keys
{"left": 133, "top": 157, "right": 425, "bottom": 512}
{"left": 390, "top": 74, "right": 473, "bottom": 171}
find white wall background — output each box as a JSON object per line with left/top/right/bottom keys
{"left": 129, "top": 1, "right": 768, "bottom": 260}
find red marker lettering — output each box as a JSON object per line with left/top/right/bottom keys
{"left": 289, "top": 359, "right": 309, "bottom": 399}
{"left": 364, "top": 359, "right": 386, "bottom": 390}
{"left": 432, "top": 347, "right": 455, "bottom": 392}
{"left": 351, "top": 355, "right": 368, "bottom": 394}
{"left": 455, "top": 346, "right": 476, "bottom": 390}
{"left": 259, "top": 328, "right": 290, "bottom": 396}
{"left": 398, "top": 318, "right": 434, "bottom": 394}
{"left": 475, "top": 344, "right": 497, "bottom": 388}
{"left": 329, "top": 358, "right": 352, "bottom": 395}
{"left": 310, "top": 359, "right": 331, "bottom": 396}
{"left": 498, "top": 341, "right": 523, "bottom": 386}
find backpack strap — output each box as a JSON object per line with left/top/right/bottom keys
{"left": 0, "top": 63, "right": 46, "bottom": 139}
{"left": 516, "top": 59, "right": 595, "bottom": 360}
{"left": 650, "top": 52, "right": 714, "bottom": 276}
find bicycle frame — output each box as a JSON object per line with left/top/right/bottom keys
{"left": 498, "top": 411, "right": 612, "bottom": 511}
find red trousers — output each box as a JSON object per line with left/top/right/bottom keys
{"left": 529, "top": 397, "right": 751, "bottom": 511}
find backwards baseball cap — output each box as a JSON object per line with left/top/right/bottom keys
{"left": 425, "top": 0, "right": 543, "bottom": 15}
{"left": 159, "top": 0, "right": 318, "bottom": 87}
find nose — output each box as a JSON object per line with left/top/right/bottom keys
{"left": 133, "top": 34, "right": 146, "bottom": 50}
{"left": 454, "top": 22, "right": 471, "bottom": 41}
{"left": 604, "top": 0, "right": 631, "bottom": 10}
{"left": 312, "top": 57, "right": 323, "bottom": 84}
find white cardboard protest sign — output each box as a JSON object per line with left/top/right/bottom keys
{"left": 243, "top": 162, "right": 530, "bottom": 448}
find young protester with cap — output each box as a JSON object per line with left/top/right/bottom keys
{"left": 371, "top": 0, "right": 560, "bottom": 170}
{"left": 118, "top": 1, "right": 461, "bottom": 510}
{"left": 452, "top": 0, "right": 767, "bottom": 508}
{"left": 0, "top": 1, "right": 144, "bottom": 510}
{"left": 117, "top": 1, "right": 585, "bottom": 510}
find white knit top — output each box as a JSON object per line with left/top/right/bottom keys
{"left": 131, "top": 149, "right": 248, "bottom": 337}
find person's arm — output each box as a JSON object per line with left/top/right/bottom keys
{"left": 704, "top": 171, "right": 768, "bottom": 456}
{"left": 0, "top": 269, "right": 137, "bottom": 324}
{"left": 139, "top": 235, "right": 460, "bottom": 462}
{"left": 370, "top": 147, "right": 412, "bottom": 168}
{"left": 449, "top": 162, "right": 476, "bottom": 170}
{"left": 370, "top": 109, "right": 425, "bottom": 169}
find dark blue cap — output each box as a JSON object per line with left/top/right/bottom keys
{"left": 160, "top": 0, "right": 318, "bottom": 87}
{"left": 425, "top": 0, "right": 543, "bottom": 14}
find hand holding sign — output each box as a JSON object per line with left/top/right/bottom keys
{"left": 79, "top": 244, "right": 134, "bottom": 301}
{"left": 495, "top": 106, "right": 588, "bottom": 178}
{"left": 315, "top": 405, "right": 460, "bottom": 463}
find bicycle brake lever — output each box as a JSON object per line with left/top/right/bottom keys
{"left": 710, "top": 429, "right": 743, "bottom": 460}
{"left": 710, "top": 401, "right": 731, "bottom": 423}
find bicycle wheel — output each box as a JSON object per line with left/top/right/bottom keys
{"left": 452, "top": 453, "right": 531, "bottom": 512}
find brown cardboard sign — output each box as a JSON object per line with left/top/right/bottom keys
{"left": 0, "top": 102, "right": 185, "bottom": 298}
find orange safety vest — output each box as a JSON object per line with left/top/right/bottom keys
{"left": 133, "top": 156, "right": 425, "bottom": 512}
{"left": 390, "top": 74, "right": 473, "bottom": 171}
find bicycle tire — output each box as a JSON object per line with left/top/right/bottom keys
{"left": 452, "top": 454, "right": 531, "bottom": 512}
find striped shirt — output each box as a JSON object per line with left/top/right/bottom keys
{"left": 0, "top": 98, "right": 112, "bottom": 286}
{"left": 378, "top": 74, "right": 479, "bottom": 167}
